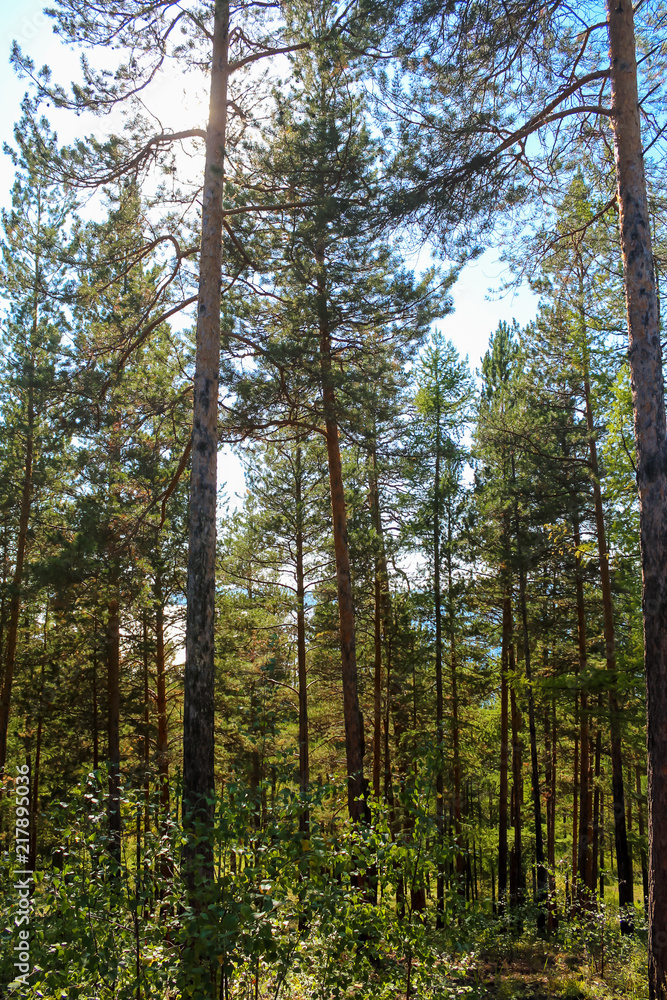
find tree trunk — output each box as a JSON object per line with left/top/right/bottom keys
{"left": 447, "top": 497, "right": 464, "bottom": 894}
{"left": 512, "top": 480, "right": 546, "bottom": 922}
{"left": 155, "top": 586, "right": 169, "bottom": 815}
{"left": 600, "top": 789, "right": 605, "bottom": 899}
{"left": 572, "top": 511, "right": 592, "bottom": 899}
{"left": 182, "top": 0, "right": 229, "bottom": 884}
{"left": 29, "top": 660, "right": 45, "bottom": 873}
{"left": 142, "top": 614, "right": 150, "bottom": 839}
{"left": 546, "top": 697, "right": 557, "bottom": 930}
{"left": 580, "top": 353, "right": 634, "bottom": 925}
{"left": 295, "top": 442, "right": 310, "bottom": 835}
{"left": 318, "top": 269, "right": 365, "bottom": 823}
{"left": 106, "top": 594, "right": 121, "bottom": 864}
{"left": 606, "top": 0, "right": 661, "bottom": 956}
{"left": 498, "top": 592, "right": 511, "bottom": 914}
{"left": 592, "top": 703, "right": 602, "bottom": 895}
{"left": 572, "top": 721, "right": 579, "bottom": 894}
{"left": 432, "top": 428, "right": 447, "bottom": 917}
{"left": 509, "top": 623, "right": 524, "bottom": 907}
{"left": 636, "top": 763, "right": 649, "bottom": 916}
{"left": 0, "top": 373, "right": 34, "bottom": 775}
{"left": 369, "top": 440, "right": 387, "bottom": 801}
{"left": 92, "top": 645, "right": 99, "bottom": 771}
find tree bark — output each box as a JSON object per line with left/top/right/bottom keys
{"left": 106, "top": 592, "right": 121, "bottom": 864}
{"left": 155, "top": 583, "right": 169, "bottom": 815}
{"left": 431, "top": 421, "right": 448, "bottom": 916}
{"left": 582, "top": 360, "right": 634, "bottom": 923}
{"left": 92, "top": 644, "right": 99, "bottom": 771}
{"left": 572, "top": 716, "right": 579, "bottom": 896}
{"left": 447, "top": 495, "right": 464, "bottom": 894}
{"left": 318, "top": 269, "right": 365, "bottom": 823}
{"left": 572, "top": 511, "right": 592, "bottom": 898}
{"left": 592, "top": 702, "right": 602, "bottom": 895}
{"left": 606, "top": 0, "right": 662, "bottom": 961}
{"left": 512, "top": 477, "right": 546, "bottom": 921}
{"left": 546, "top": 696, "right": 557, "bottom": 930}
{"left": 0, "top": 368, "right": 34, "bottom": 776}
{"left": 498, "top": 592, "right": 511, "bottom": 914}
{"left": 182, "top": 0, "right": 229, "bottom": 884}
{"left": 636, "top": 763, "right": 649, "bottom": 916}
{"left": 142, "top": 614, "right": 150, "bottom": 839}
{"left": 509, "top": 621, "right": 524, "bottom": 907}
{"left": 369, "top": 440, "right": 385, "bottom": 800}
{"left": 295, "top": 442, "right": 310, "bottom": 835}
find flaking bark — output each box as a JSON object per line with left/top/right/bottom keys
{"left": 182, "top": 0, "right": 229, "bottom": 885}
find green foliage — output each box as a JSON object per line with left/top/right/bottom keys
{"left": 1, "top": 766, "right": 480, "bottom": 1000}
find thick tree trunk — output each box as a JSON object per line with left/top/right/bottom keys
{"left": 606, "top": 0, "right": 662, "bottom": 963}
{"left": 182, "top": 0, "right": 229, "bottom": 884}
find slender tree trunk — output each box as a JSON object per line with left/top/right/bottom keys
{"left": 447, "top": 500, "right": 464, "bottom": 893}
{"left": 155, "top": 587, "right": 169, "bottom": 814}
{"left": 0, "top": 374, "right": 34, "bottom": 776}
{"left": 582, "top": 362, "right": 634, "bottom": 924}
{"left": 546, "top": 697, "right": 557, "bottom": 930}
{"left": 606, "top": 0, "right": 660, "bottom": 955}
{"left": 636, "top": 764, "right": 649, "bottom": 916}
{"left": 572, "top": 512, "right": 592, "bottom": 899}
{"left": 512, "top": 479, "right": 546, "bottom": 921}
{"left": 295, "top": 442, "right": 309, "bottom": 835}
{"left": 143, "top": 614, "right": 150, "bottom": 839}
{"left": 369, "top": 440, "right": 385, "bottom": 801}
{"left": 106, "top": 593, "right": 121, "bottom": 864}
{"left": 318, "top": 267, "right": 364, "bottom": 822}
{"left": 0, "top": 515, "right": 10, "bottom": 687}
{"left": 509, "top": 625, "right": 524, "bottom": 907}
{"left": 572, "top": 706, "right": 579, "bottom": 903}
{"left": 600, "top": 790, "right": 606, "bottom": 900}
{"left": 29, "top": 660, "right": 45, "bottom": 873}
{"left": 592, "top": 704, "right": 602, "bottom": 895}
{"left": 182, "top": 0, "right": 229, "bottom": 886}
{"left": 92, "top": 645, "right": 99, "bottom": 771}
{"left": 498, "top": 592, "right": 511, "bottom": 914}
{"left": 432, "top": 432, "right": 448, "bottom": 916}
{"left": 384, "top": 625, "right": 393, "bottom": 807}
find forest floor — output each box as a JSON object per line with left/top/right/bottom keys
{"left": 468, "top": 934, "right": 648, "bottom": 999}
